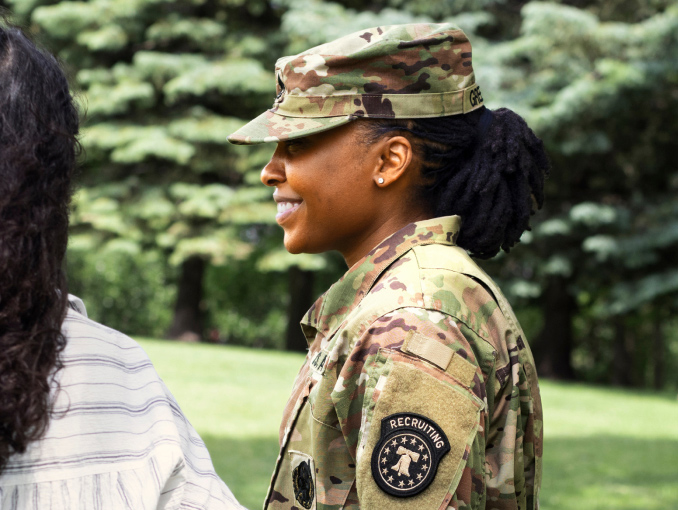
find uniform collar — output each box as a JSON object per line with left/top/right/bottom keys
{"left": 300, "top": 215, "right": 461, "bottom": 345}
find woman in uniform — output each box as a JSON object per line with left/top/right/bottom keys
{"left": 229, "top": 23, "right": 547, "bottom": 510}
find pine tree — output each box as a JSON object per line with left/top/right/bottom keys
{"left": 6, "top": 0, "right": 284, "bottom": 339}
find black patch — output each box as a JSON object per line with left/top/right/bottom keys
{"left": 371, "top": 413, "right": 450, "bottom": 497}
{"left": 292, "top": 460, "right": 314, "bottom": 509}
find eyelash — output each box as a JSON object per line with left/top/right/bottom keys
{"left": 284, "top": 139, "right": 306, "bottom": 151}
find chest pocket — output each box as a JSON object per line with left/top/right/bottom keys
{"left": 267, "top": 366, "right": 355, "bottom": 510}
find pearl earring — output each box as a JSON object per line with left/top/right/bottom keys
{"left": 378, "top": 178, "right": 384, "bottom": 184}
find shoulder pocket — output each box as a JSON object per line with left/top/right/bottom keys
{"left": 356, "top": 352, "right": 485, "bottom": 509}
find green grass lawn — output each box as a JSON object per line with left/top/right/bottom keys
{"left": 138, "top": 339, "right": 678, "bottom": 510}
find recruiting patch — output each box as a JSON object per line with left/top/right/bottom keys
{"left": 371, "top": 413, "right": 450, "bottom": 497}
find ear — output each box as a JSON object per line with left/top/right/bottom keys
{"left": 373, "top": 135, "right": 414, "bottom": 187}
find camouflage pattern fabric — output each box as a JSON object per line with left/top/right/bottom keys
{"left": 228, "top": 23, "right": 484, "bottom": 145}
{"left": 265, "top": 216, "right": 543, "bottom": 510}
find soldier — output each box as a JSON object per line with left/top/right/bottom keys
{"left": 228, "top": 23, "right": 547, "bottom": 510}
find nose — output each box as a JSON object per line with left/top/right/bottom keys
{"left": 261, "top": 144, "right": 286, "bottom": 187}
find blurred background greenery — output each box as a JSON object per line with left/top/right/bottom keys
{"left": 1, "top": 0, "right": 677, "bottom": 392}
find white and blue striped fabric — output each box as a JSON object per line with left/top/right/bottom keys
{"left": 0, "top": 296, "right": 245, "bottom": 510}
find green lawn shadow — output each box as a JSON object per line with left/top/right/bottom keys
{"left": 543, "top": 435, "right": 678, "bottom": 510}
{"left": 202, "top": 434, "right": 279, "bottom": 510}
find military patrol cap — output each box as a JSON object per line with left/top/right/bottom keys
{"left": 227, "top": 23, "right": 484, "bottom": 145}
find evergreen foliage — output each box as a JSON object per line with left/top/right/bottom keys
{"left": 4, "top": 0, "right": 285, "bottom": 339}
{"left": 478, "top": 1, "right": 678, "bottom": 387}
{"left": 2, "top": 0, "right": 676, "bottom": 387}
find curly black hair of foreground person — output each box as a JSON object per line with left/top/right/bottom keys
{"left": 0, "top": 24, "right": 79, "bottom": 473}
{"left": 360, "top": 107, "right": 550, "bottom": 259}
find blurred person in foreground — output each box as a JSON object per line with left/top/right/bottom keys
{"left": 228, "top": 23, "right": 547, "bottom": 510}
{"left": 0, "top": 22, "right": 244, "bottom": 509}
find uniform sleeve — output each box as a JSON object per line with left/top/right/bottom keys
{"left": 484, "top": 333, "right": 540, "bottom": 510}
{"left": 331, "top": 307, "right": 494, "bottom": 510}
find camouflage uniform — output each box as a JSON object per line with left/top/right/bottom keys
{"left": 264, "top": 217, "right": 542, "bottom": 510}
{"left": 227, "top": 23, "right": 543, "bottom": 510}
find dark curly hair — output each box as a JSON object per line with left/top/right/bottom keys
{"left": 359, "top": 107, "right": 550, "bottom": 259}
{"left": 0, "top": 23, "right": 79, "bottom": 473}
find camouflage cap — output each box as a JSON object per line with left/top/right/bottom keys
{"left": 227, "top": 23, "right": 484, "bottom": 145}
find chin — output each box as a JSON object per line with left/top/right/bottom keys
{"left": 283, "top": 235, "right": 304, "bottom": 255}
{"left": 283, "top": 235, "right": 324, "bottom": 256}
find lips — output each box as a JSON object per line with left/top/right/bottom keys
{"left": 277, "top": 201, "right": 301, "bottom": 215}
{"left": 273, "top": 192, "right": 303, "bottom": 223}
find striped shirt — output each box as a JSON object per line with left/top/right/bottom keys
{"left": 0, "top": 296, "right": 244, "bottom": 510}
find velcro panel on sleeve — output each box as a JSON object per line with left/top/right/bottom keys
{"left": 401, "top": 332, "right": 477, "bottom": 389}
{"left": 401, "top": 332, "right": 453, "bottom": 371}
{"left": 356, "top": 361, "right": 484, "bottom": 509}
{"left": 446, "top": 353, "right": 477, "bottom": 389}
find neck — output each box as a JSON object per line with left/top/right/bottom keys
{"left": 341, "top": 210, "right": 432, "bottom": 268}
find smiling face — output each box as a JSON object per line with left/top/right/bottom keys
{"left": 260, "top": 122, "right": 428, "bottom": 266}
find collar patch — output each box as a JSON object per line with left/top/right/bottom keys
{"left": 371, "top": 412, "right": 450, "bottom": 497}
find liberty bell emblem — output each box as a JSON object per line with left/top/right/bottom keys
{"left": 391, "top": 446, "right": 420, "bottom": 477}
